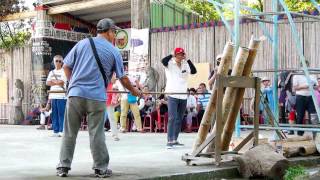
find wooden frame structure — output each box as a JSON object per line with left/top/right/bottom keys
{"left": 182, "top": 75, "right": 261, "bottom": 165}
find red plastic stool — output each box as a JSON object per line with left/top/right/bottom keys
{"left": 143, "top": 114, "right": 153, "bottom": 132}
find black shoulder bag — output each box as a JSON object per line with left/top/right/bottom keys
{"left": 88, "top": 37, "right": 107, "bottom": 88}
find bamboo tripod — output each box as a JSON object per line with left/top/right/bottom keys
{"left": 182, "top": 75, "right": 261, "bottom": 165}
{"left": 182, "top": 76, "right": 288, "bottom": 166}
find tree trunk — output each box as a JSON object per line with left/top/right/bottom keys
{"left": 286, "top": 135, "right": 312, "bottom": 142}
{"left": 234, "top": 144, "right": 289, "bottom": 179}
{"left": 299, "top": 143, "right": 317, "bottom": 156}
{"left": 192, "top": 42, "right": 234, "bottom": 154}
{"left": 282, "top": 140, "right": 316, "bottom": 157}
{"left": 207, "top": 37, "right": 261, "bottom": 152}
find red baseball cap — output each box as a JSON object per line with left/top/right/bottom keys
{"left": 174, "top": 47, "right": 185, "bottom": 55}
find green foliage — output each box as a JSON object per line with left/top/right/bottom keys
{"left": 176, "top": 0, "right": 320, "bottom": 22}
{"left": 0, "top": 0, "right": 28, "bottom": 18}
{"left": 177, "top": 0, "right": 220, "bottom": 22}
{"left": 284, "top": 165, "right": 307, "bottom": 180}
{"left": 0, "top": 0, "right": 30, "bottom": 49}
{"left": 0, "top": 30, "right": 31, "bottom": 49}
{"left": 284, "top": 0, "right": 320, "bottom": 12}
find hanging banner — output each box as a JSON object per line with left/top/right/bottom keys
{"left": 128, "top": 28, "right": 149, "bottom": 84}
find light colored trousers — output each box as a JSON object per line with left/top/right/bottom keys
{"left": 40, "top": 111, "right": 51, "bottom": 125}
{"left": 120, "top": 99, "right": 142, "bottom": 130}
{"left": 105, "top": 105, "right": 119, "bottom": 137}
{"left": 57, "top": 97, "right": 109, "bottom": 171}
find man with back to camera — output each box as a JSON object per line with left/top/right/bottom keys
{"left": 56, "top": 18, "right": 142, "bottom": 178}
{"left": 162, "top": 47, "right": 197, "bottom": 149}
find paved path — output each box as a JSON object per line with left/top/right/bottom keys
{"left": 0, "top": 125, "right": 221, "bottom": 179}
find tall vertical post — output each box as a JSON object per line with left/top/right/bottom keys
{"left": 31, "top": 4, "right": 51, "bottom": 106}
{"left": 131, "top": 0, "right": 151, "bottom": 29}
{"left": 234, "top": 0, "right": 241, "bottom": 138}
{"left": 272, "top": 0, "right": 279, "bottom": 123}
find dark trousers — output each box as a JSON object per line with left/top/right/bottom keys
{"left": 279, "top": 105, "right": 287, "bottom": 124}
{"left": 197, "top": 109, "right": 205, "bottom": 122}
{"left": 296, "top": 95, "right": 316, "bottom": 136}
{"left": 167, "top": 97, "right": 187, "bottom": 142}
{"left": 52, "top": 99, "right": 67, "bottom": 133}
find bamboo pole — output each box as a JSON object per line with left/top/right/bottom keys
{"left": 47, "top": 90, "right": 211, "bottom": 95}
{"left": 220, "top": 37, "right": 261, "bottom": 151}
{"left": 205, "top": 46, "right": 250, "bottom": 153}
{"left": 192, "top": 42, "right": 234, "bottom": 154}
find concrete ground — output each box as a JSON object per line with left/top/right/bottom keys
{"left": 0, "top": 125, "right": 240, "bottom": 180}
{"left": 0, "top": 125, "right": 319, "bottom": 180}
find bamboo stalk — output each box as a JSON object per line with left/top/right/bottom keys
{"left": 220, "top": 37, "right": 261, "bottom": 151}
{"left": 192, "top": 42, "right": 234, "bottom": 154}
{"left": 205, "top": 46, "right": 251, "bottom": 153}
{"left": 207, "top": 37, "right": 261, "bottom": 152}
{"left": 47, "top": 90, "right": 211, "bottom": 95}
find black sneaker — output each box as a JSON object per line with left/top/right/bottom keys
{"left": 173, "top": 141, "right": 184, "bottom": 146}
{"left": 94, "top": 169, "right": 112, "bottom": 178}
{"left": 56, "top": 167, "right": 69, "bottom": 177}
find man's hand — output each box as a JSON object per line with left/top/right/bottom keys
{"left": 119, "top": 76, "right": 143, "bottom": 97}
{"left": 131, "top": 88, "right": 143, "bottom": 97}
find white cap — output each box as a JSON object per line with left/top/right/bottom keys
{"left": 261, "top": 77, "right": 270, "bottom": 82}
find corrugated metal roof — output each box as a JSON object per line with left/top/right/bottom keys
{"left": 44, "top": 0, "right": 131, "bottom": 24}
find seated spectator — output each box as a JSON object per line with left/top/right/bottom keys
{"left": 138, "top": 86, "right": 156, "bottom": 116}
{"left": 185, "top": 88, "right": 197, "bottom": 132}
{"left": 156, "top": 87, "right": 168, "bottom": 115}
{"left": 37, "top": 100, "right": 52, "bottom": 130}
{"left": 25, "top": 106, "right": 41, "bottom": 124}
{"left": 196, "top": 83, "right": 210, "bottom": 121}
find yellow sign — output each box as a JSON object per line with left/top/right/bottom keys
{"left": 0, "top": 78, "right": 8, "bottom": 103}
{"left": 188, "top": 63, "right": 210, "bottom": 89}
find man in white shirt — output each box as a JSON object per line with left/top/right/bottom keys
{"left": 293, "top": 61, "right": 318, "bottom": 136}
{"left": 46, "top": 55, "right": 67, "bottom": 137}
{"left": 162, "top": 47, "right": 197, "bottom": 149}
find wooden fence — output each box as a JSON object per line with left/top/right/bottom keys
{"left": 0, "top": 46, "right": 32, "bottom": 123}
{"left": 150, "top": 18, "right": 320, "bottom": 114}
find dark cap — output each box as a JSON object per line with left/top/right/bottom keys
{"left": 96, "top": 18, "right": 120, "bottom": 33}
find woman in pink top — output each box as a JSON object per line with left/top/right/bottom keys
{"left": 105, "top": 74, "right": 120, "bottom": 141}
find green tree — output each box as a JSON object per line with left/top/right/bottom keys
{"left": 177, "top": 0, "right": 220, "bottom": 21}
{"left": 0, "top": 0, "right": 27, "bottom": 18}
{"left": 284, "top": 0, "right": 320, "bottom": 11}
{"left": 0, "top": 0, "right": 30, "bottom": 49}
{"left": 177, "top": 0, "right": 320, "bottom": 22}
